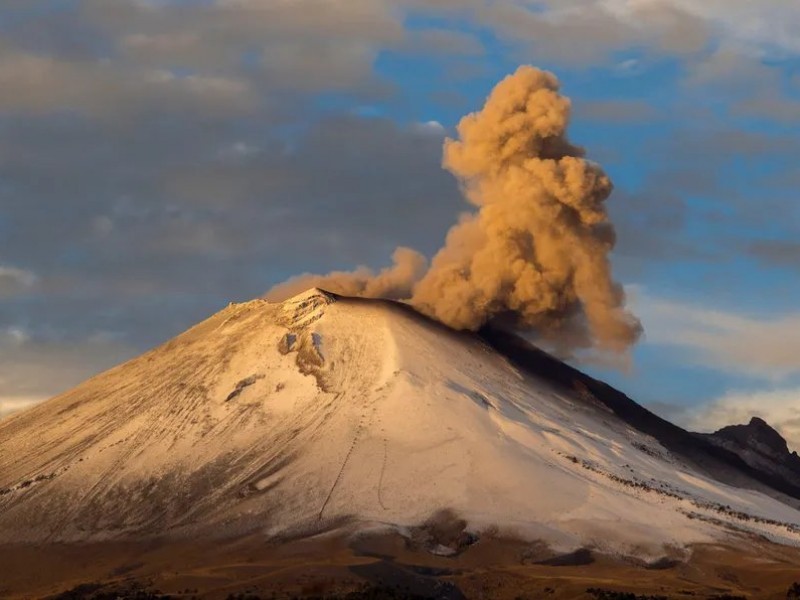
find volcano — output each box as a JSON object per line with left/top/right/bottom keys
{"left": 2, "top": 289, "right": 800, "bottom": 562}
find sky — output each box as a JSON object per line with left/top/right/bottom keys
{"left": 1, "top": 0, "right": 800, "bottom": 448}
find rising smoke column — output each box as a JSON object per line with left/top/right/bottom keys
{"left": 410, "top": 66, "right": 641, "bottom": 350}
{"left": 266, "top": 66, "right": 642, "bottom": 352}
{"left": 265, "top": 246, "right": 427, "bottom": 303}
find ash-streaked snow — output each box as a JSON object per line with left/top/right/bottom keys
{"left": 1, "top": 289, "right": 799, "bottom": 557}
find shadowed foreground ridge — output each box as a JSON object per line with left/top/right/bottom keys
{"left": 4, "top": 533, "right": 800, "bottom": 600}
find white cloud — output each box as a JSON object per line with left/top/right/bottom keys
{"left": 217, "top": 141, "right": 261, "bottom": 161}
{"left": 615, "top": 58, "right": 644, "bottom": 75}
{"left": 735, "top": 92, "right": 800, "bottom": 123}
{"left": 0, "top": 396, "right": 46, "bottom": 420}
{"left": 91, "top": 216, "right": 115, "bottom": 238}
{"left": 87, "top": 0, "right": 405, "bottom": 94}
{"left": 401, "top": 28, "right": 484, "bottom": 57}
{"left": 464, "top": 0, "right": 713, "bottom": 66}
{"left": 576, "top": 99, "right": 657, "bottom": 122}
{"left": 621, "top": 0, "right": 800, "bottom": 56}
{"left": 411, "top": 120, "right": 446, "bottom": 135}
{"left": 600, "top": 0, "right": 800, "bottom": 57}
{"left": 6, "top": 0, "right": 791, "bottom": 123}
{"left": 416, "top": 0, "right": 800, "bottom": 67}
{"left": 0, "top": 333, "right": 135, "bottom": 418}
{"left": 684, "top": 387, "right": 800, "bottom": 452}
{"left": 630, "top": 287, "right": 800, "bottom": 381}
{"left": 0, "top": 265, "right": 37, "bottom": 296}
{"left": 4, "top": 327, "right": 30, "bottom": 344}
{"left": 0, "top": 53, "right": 256, "bottom": 117}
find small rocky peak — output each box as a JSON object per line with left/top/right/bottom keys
{"left": 284, "top": 287, "right": 337, "bottom": 305}
{"left": 714, "top": 416, "right": 790, "bottom": 457}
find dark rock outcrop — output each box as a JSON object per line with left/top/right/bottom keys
{"left": 704, "top": 417, "right": 800, "bottom": 492}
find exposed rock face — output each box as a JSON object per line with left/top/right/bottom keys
{"left": 716, "top": 418, "right": 791, "bottom": 457}
{"left": 704, "top": 417, "right": 800, "bottom": 491}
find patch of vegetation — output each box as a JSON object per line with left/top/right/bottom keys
{"left": 49, "top": 582, "right": 172, "bottom": 599}
{"left": 631, "top": 441, "right": 665, "bottom": 460}
{"left": 49, "top": 583, "right": 105, "bottom": 599}
{"left": 788, "top": 582, "right": 800, "bottom": 599}
{"left": 0, "top": 472, "right": 58, "bottom": 496}
{"left": 586, "top": 588, "right": 667, "bottom": 600}
{"left": 536, "top": 548, "right": 594, "bottom": 566}
{"left": 563, "top": 451, "right": 800, "bottom": 535}
{"left": 225, "top": 586, "right": 451, "bottom": 600}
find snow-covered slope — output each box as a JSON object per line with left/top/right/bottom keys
{"left": 1, "top": 289, "right": 799, "bottom": 556}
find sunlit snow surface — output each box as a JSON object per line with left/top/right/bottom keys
{"left": 1, "top": 289, "right": 799, "bottom": 556}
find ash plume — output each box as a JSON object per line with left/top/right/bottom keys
{"left": 265, "top": 246, "right": 427, "bottom": 302}
{"left": 266, "top": 66, "right": 641, "bottom": 352}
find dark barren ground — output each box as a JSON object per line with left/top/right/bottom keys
{"left": 2, "top": 530, "right": 800, "bottom": 600}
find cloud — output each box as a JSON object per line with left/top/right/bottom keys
{"left": 0, "top": 396, "right": 46, "bottom": 420}
{"left": 578, "top": 0, "right": 799, "bottom": 57}
{"left": 747, "top": 240, "right": 800, "bottom": 270}
{"left": 88, "top": 0, "right": 404, "bottom": 94}
{"left": 685, "top": 48, "right": 779, "bottom": 90}
{"left": 0, "top": 0, "right": 797, "bottom": 410}
{"left": 734, "top": 93, "right": 800, "bottom": 123}
{"left": 402, "top": 0, "right": 800, "bottom": 70}
{"left": 610, "top": 187, "right": 692, "bottom": 264}
{"left": 602, "top": 121, "right": 800, "bottom": 268}
{"left": 0, "top": 0, "right": 413, "bottom": 120}
{"left": 0, "top": 331, "right": 134, "bottom": 419}
{"left": 646, "top": 0, "right": 800, "bottom": 56}
{"left": 682, "top": 47, "right": 800, "bottom": 124}
{"left": 0, "top": 109, "right": 464, "bottom": 359}
{"left": 2, "top": 0, "right": 794, "bottom": 127}
{"left": 632, "top": 289, "right": 800, "bottom": 381}
{"left": 400, "top": 28, "right": 485, "bottom": 57}
{"left": 576, "top": 99, "right": 658, "bottom": 123}
{"left": 478, "top": 2, "right": 647, "bottom": 66}
{"left": 4, "top": 0, "right": 796, "bottom": 122}
{"left": 2, "top": 326, "right": 31, "bottom": 344}
{"left": 661, "top": 128, "right": 800, "bottom": 161}
{"left": 0, "top": 265, "right": 37, "bottom": 297}
{"left": 430, "top": 0, "right": 713, "bottom": 66}
{"left": 684, "top": 388, "right": 800, "bottom": 452}
{"left": 0, "top": 52, "right": 257, "bottom": 117}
